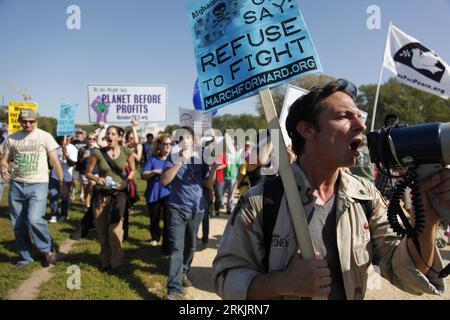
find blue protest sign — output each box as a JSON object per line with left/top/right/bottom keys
{"left": 188, "top": 0, "right": 322, "bottom": 113}
{"left": 56, "top": 103, "right": 78, "bottom": 136}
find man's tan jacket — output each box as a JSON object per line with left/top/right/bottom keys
{"left": 212, "top": 163, "right": 445, "bottom": 300}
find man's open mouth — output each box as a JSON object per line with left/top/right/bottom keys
{"left": 349, "top": 138, "right": 363, "bottom": 156}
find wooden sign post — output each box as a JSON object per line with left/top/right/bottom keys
{"left": 259, "top": 88, "right": 316, "bottom": 260}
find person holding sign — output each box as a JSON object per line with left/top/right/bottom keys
{"left": 0, "top": 109, "right": 68, "bottom": 267}
{"left": 212, "top": 79, "right": 446, "bottom": 299}
{"left": 125, "top": 116, "right": 143, "bottom": 165}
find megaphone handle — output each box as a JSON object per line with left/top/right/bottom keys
{"left": 415, "top": 164, "right": 450, "bottom": 221}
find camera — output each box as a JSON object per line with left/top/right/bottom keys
{"left": 367, "top": 115, "right": 450, "bottom": 221}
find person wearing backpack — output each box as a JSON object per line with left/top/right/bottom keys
{"left": 85, "top": 126, "right": 136, "bottom": 271}
{"left": 212, "top": 79, "right": 448, "bottom": 300}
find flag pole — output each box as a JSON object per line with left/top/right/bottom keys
{"left": 370, "top": 21, "right": 392, "bottom": 132}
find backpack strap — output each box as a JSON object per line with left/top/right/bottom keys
{"left": 351, "top": 174, "right": 375, "bottom": 220}
{"left": 100, "top": 147, "right": 127, "bottom": 179}
{"left": 262, "top": 176, "right": 284, "bottom": 273}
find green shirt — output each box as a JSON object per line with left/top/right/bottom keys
{"left": 350, "top": 147, "right": 375, "bottom": 182}
{"left": 3, "top": 128, "right": 58, "bottom": 183}
{"left": 92, "top": 146, "right": 132, "bottom": 185}
{"left": 224, "top": 151, "right": 241, "bottom": 181}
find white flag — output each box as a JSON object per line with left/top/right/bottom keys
{"left": 383, "top": 23, "right": 450, "bottom": 99}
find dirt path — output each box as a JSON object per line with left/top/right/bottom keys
{"left": 7, "top": 214, "right": 449, "bottom": 300}
{"left": 187, "top": 215, "right": 228, "bottom": 300}
{"left": 188, "top": 214, "right": 450, "bottom": 300}
{"left": 7, "top": 231, "right": 80, "bottom": 300}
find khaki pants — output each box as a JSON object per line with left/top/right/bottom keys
{"left": 93, "top": 193, "right": 128, "bottom": 268}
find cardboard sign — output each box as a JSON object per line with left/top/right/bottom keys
{"left": 8, "top": 101, "right": 38, "bottom": 134}
{"left": 87, "top": 84, "right": 168, "bottom": 123}
{"left": 279, "top": 85, "right": 309, "bottom": 147}
{"left": 56, "top": 103, "right": 78, "bottom": 136}
{"left": 188, "top": 0, "right": 322, "bottom": 113}
{"left": 179, "top": 107, "right": 212, "bottom": 129}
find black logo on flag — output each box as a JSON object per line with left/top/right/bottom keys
{"left": 394, "top": 42, "right": 445, "bottom": 82}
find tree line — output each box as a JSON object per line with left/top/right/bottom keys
{"left": 1, "top": 74, "right": 449, "bottom": 136}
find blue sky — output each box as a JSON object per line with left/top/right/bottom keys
{"left": 1, "top": 0, "right": 449, "bottom": 126}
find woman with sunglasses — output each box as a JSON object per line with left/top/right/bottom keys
{"left": 85, "top": 126, "right": 136, "bottom": 271}
{"left": 142, "top": 133, "right": 172, "bottom": 254}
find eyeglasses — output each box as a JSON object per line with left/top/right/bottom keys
{"left": 336, "top": 78, "right": 358, "bottom": 98}
{"left": 21, "top": 120, "right": 36, "bottom": 124}
{"left": 88, "top": 137, "right": 95, "bottom": 141}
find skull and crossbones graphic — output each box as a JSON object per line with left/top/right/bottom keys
{"left": 193, "top": 0, "right": 245, "bottom": 47}
{"left": 212, "top": 3, "right": 230, "bottom": 28}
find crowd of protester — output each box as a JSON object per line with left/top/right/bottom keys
{"left": 0, "top": 101, "right": 449, "bottom": 300}
{"left": 0, "top": 112, "right": 260, "bottom": 300}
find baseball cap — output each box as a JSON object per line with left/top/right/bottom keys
{"left": 19, "top": 109, "right": 37, "bottom": 121}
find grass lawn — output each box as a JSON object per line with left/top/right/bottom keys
{"left": 0, "top": 185, "right": 42, "bottom": 299}
{"left": 1, "top": 178, "right": 171, "bottom": 300}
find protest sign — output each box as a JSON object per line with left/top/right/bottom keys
{"left": 56, "top": 103, "right": 78, "bottom": 137}
{"left": 189, "top": 0, "right": 323, "bottom": 264}
{"left": 8, "top": 101, "right": 38, "bottom": 134}
{"left": 87, "top": 85, "right": 167, "bottom": 123}
{"left": 279, "top": 85, "right": 309, "bottom": 147}
{"left": 179, "top": 107, "right": 212, "bottom": 130}
{"left": 188, "top": 0, "right": 322, "bottom": 113}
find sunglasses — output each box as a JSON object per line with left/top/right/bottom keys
{"left": 336, "top": 78, "right": 358, "bottom": 98}
{"left": 21, "top": 120, "right": 36, "bottom": 124}
{"left": 88, "top": 137, "right": 95, "bottom": 140}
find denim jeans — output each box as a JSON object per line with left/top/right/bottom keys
{"left": 167, "top": 205, "right": 204, "bottom": 295}
{"left": 9, "top": 180, "right": 53, "bottom": 264}
{"left": 224, "top": 179, "right": 236, "bottom": 212}
{"left": 49, "top": 178, "right": 72, "bottom": 218}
